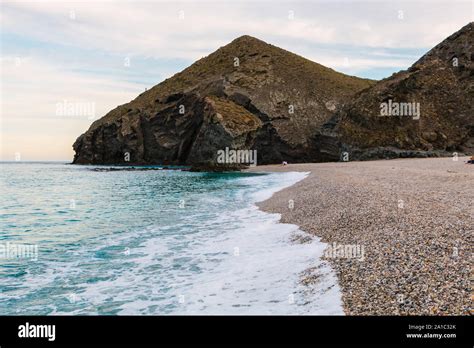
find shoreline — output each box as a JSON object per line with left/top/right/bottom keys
{"left": 248, "top": 171, "right": 345, "bottom": 315}
{"left": 247, "top": 157, "right": 472, "bottom": 315}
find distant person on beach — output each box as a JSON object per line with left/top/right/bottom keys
{"left": 467, "top": 156, "right": 474, "bottom": 164}
{"left": 282, "top": 161, "right": 288, "bottom": 166}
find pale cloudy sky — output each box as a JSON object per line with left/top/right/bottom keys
{"left": 1, "top": 0, "right": 473, "bottom": 160}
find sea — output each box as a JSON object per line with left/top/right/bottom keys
{"left": 0, "top": 162, "right": 342, "bottom": 315}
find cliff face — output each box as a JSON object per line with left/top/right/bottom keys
{"left": 72, "top": 35, "right": 374, "bottom": 166}
{"left": 316, "top": 22, "right": 474, "bottom": 161}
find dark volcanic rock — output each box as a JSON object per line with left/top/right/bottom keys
{"left": 72, "top": 35, "right": 374, "bottom": 166}
{"left": 188, "top": 163, "right": 247, "bottom": 172}
{"left": 316, "top": 22, "right": 474, "bottom": 161}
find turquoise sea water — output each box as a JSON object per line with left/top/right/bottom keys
{"left": 0, "top": 162, "right": 342, "bottom": 315}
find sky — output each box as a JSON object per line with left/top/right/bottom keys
{"left": 1, "top": 0, "right": 473, "bottom": 161}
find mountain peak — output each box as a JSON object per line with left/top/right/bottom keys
{"left": 73, "top": 23, "right": 473, "bottom": 167}
{"left": 213, "top": 34, "right": 276, "bottom": 59}
{"left": 227, "top": 35, "right": 268, "bottom": 46}
{"left": 72, "top": 34, "right": 373, "bottom": 165}
{"left": 230, "top": 34, "right": 262, "bottom": 42}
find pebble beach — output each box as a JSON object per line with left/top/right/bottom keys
{"left": 248, "top": 157, "right": 473, "bottom": 315}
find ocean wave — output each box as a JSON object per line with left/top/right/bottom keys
{"left": 0, "top": 164, "right": 343, "bottom": 315}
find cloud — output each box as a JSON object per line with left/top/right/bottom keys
{"left": 2, "top": 1, "right": 472, "bottom": 60}
{"left": 1, "top": 56, "right": 145, "bottom": 160}
{"left": 1, "top": 55, "right": 145, "bottom": 119}
{"left": 1, "top": 0, "right": 472, "bottom": 160}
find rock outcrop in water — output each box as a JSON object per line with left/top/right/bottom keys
{"left": 72, "top": 35, "right": 374, "bottom": 167}
{"left": 315, "top": 22, "right": 474, "bottom": 161}
{"left": 73, "top": 24, "right": 473, "bottom": 167}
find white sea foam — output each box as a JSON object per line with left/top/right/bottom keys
{"left": 77, "top": 171, "right": 343, "bottom": 315}
{"left": 160, "top": 172, "right": 344, "bottom": 314}
{"left": 8, "top": 169, "right": 343, "bottom": 315}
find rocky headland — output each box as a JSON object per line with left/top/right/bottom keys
{"left": 72, "top": 35, "right": 374, "bottom": 167}
{"left": 73, "top": 23, "right": 473, "bottom": 168}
